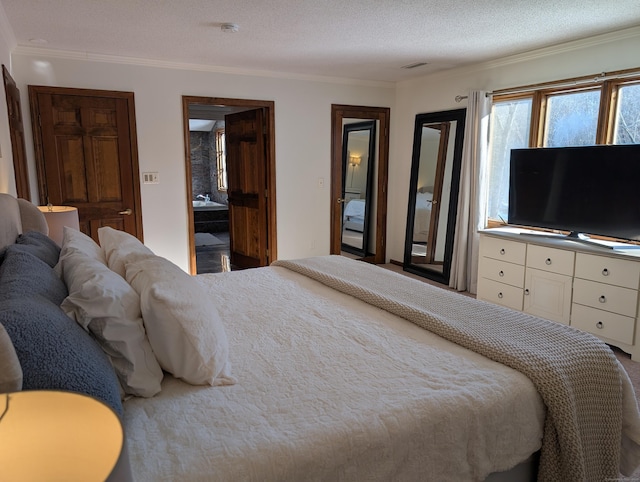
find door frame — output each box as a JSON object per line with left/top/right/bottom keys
{"left": 182, "top": 96, "right": 277, "bottom": 275}
{"left": 331, "top": 104, "right": 390, "bottom": 264}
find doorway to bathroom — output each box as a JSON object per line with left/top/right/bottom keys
{"left": 182, "top": 96, "right": 277, "bottom": 275}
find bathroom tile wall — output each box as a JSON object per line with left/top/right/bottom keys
{"left": 189, "top": 123, "right": 228, "bottom": 204}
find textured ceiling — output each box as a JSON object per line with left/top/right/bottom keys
{"left": 2, "top": 0, "right": 640, "bottom": 83}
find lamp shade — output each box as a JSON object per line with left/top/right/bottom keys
{"left": 349, "top": 155, "right": 361, "bottom": 167}
{"left": 0, "top": 390, "right": 124, "bottom": 481}
{"left": 37, "top": 205, "right": 80, "bottom": 246}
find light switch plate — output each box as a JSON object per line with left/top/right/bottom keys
{"left": 143, "top": 172, "right": 159, "bottom": 184}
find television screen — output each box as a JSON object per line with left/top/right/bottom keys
{"left": 508, "top": 144, "right": 640, "bottom": 242}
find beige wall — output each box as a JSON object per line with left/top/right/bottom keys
{"left": 0, "top": 6, "right": 15, "bottom": 195}
{"left": 9, "top": 53, "right": 394, "bottom": 270}
{"left": 387, "top": 27, "right": 640, "bottom": 262}
{"left": 3, "top": 24, "right": 640, "bottom": 270}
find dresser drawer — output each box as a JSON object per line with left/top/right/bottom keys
{"left": 477, "top": 278, "right": 523, "bottom": 311}
{"left": 573, "top": 278, "right": 638, "bottom": 318}
{"left": 478, "top": 257, "right": 525, "bottom": 288}
{"left": 575, "top": 252, "right": 640, "bottom": 289}
{"left": 571, "top": 303, "right": 636, "bottom": 345}
{"left": 480, "top": 235, "right": 526, "bottom": 265}
{"left": 526, "top": 244, "right": 574, "bottom": 276}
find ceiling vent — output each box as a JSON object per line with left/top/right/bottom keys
{"left": 221, "top": 23, "right": 239, "bottom": 33}
{"left": 401, "top": 62, "right": 428, "bottom": 70}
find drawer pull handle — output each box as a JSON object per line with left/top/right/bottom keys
{"left": 498, "top": 270, "right": 504, "bottom": 277}
{"left": 602, "top": 268, "right": 609, "bottom": 276}
{"left": 499, "top": 248, "right": 505, "bottom": 255}
{"left": 498, "top": 292, "right": 503, "bottom": 299}
{"left": 599, "top": 295, "right": 606, "bottom": 303}
{"left": 524, "top": 289, "right": 530, "bottom": 295}
{"left": 545, "top": 258, "right": 552, "bottom": 265}
{"left": 596, "top": 321, "right": 604, "bottom": 329}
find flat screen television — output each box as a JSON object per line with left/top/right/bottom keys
{"left": 508, "top": 144, "right": 640, "bottom": 245}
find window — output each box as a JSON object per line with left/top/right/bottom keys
{"left": 487, "top": 97, "right": 532, "bottom": 222}
{"left": 485, "top": 70, "right": 640, "bottom": 228}
{"left": 613, "top": 82, "right": 640, "bottom": 144}
{"left": 543, "top": 89, "right": 600, "bottom": 147}
{"left": 215, "top": 129, "right": 227, "bottom": 191}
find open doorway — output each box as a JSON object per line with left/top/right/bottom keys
{"left": 182, "top": 96, "right": 277, "bottom": 275}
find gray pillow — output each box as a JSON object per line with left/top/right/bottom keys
{"left": 0, "top": 297, "right": 123, "bottom": 416}
{"left": 0, "top": 249, "right": 67, "bottom": 305}
{"left": 14, "top": 230, "right": 61, "bottom": 267}
{"left": 0, "top": 243, "right": 123, "bottom": 416}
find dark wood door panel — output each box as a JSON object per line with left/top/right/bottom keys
{"left": 30, "top": 86, "right": 142, "bottom": 243}
{"left": 2, "top": 65, "right": 31, "bottom": 200}
{"left": 226, "top": 108, "right": 268, "bottom": 269}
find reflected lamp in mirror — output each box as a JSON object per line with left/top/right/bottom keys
{"left": 349, "top": 155, "right": 362, "bottom": 167}
{"left": 0, "top": 390, "right": 125, "bottom": 481}
{"left": 37, "top": 204, "right": 80, "bottom": 246}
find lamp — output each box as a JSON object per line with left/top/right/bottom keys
{"left": 348, "top": 155, "right": 361, "bottom": 187}
{"left": 0, "top": 390, "right": 124, "bottom": 481}
{"left": 37, "top": 204, "right": 80, "bottom": 246}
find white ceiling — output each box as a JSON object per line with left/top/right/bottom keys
{"left": 2, "top": 0, "right": 640, "bottom": 83}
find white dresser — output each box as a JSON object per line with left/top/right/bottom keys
{"left": 477, "top": 228, "right": 640, "bottom": 360}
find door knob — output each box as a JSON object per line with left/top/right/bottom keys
{"left": 337, "top": 198, "right": 346, "bottom": 204}
{"left": 118, "top": 208, "right": 133, "bottom": 215}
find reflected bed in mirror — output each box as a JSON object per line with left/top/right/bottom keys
{"left": 404, "top": 108, "right": 466, "bottom": 284}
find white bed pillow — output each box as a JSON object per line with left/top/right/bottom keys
{"left": 59, "top": 227, "right": 164, "bottom": 397}
{"left": 98, "top": 226, "right": 154, "bottom": 278}
{"left": 125, "top": 254, "right": 235, "bottom": 387}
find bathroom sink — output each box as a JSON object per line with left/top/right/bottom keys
{"left": 192, "top": 200, "right": 227, "bottom": 209}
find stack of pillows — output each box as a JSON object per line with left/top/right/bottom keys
{"left": 0, "top": 226, "right": 234, "bottom": 416}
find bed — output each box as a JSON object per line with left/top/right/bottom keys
{"left": 1, "top": 192, "right": 640, "bottom": 482}
{"left": 343, "top": 198, "right": 366, "bottom": 233}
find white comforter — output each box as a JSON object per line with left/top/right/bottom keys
{"left": 124, "top": 266, "right": 545, "bottom": 481}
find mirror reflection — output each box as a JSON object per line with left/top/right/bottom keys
{"left": 404, "top": 109, "right": 466, "bottom": 284}
{"left": 341, "top": 120, "right": 376, "bottom": 256}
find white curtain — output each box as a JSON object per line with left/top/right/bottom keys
{"left": 449, "top": 90, "right": 491, "bottom": 293}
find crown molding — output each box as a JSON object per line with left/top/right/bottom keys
{"left": 401, "top": 25, "right": 640, "bottom": 86}
{"left": 11, "top": 45, "right": 395, "bottom": 89}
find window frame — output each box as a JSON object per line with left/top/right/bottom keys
{"left": 486, "top": 69, "right": 640, "bottom": 230}
{"left": 215, "top": 128, "right": 227, "bottom": 192}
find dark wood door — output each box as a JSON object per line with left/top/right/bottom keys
{"left": 2, "top": 65, "right": 31, "bottom": 200}
{"left": 225, "top": 108, "right": 268, "bottom": 268}
{"left": 424, "top": 121, "right": 450, "bottom": 264}
{"left": 330, "top": 105, "right": 390, "bottom": 264}
{"left": 29, "top": 86, "right": 143, "bottom": 242}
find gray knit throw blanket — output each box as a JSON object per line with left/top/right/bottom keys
{"left": 273, "top": 256, "right": 631, "bottom": 482}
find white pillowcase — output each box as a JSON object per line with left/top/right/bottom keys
{"left": 58, "top": 227, "right": 163, "bottom": 397}
{"left": 125, "top": 254, "right": 235, "bottom": 386}
{"left": 98, "top": 226, "right": 154, "bottom": 278}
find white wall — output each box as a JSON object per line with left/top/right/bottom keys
{"left": 386, "top": 27, "right": 640, "bottom": 263}
{"left": 9, "top": 52, "right": 394, "bottom": 270}
{"left": 5, "top": 26, "right": 640, "bottom": 270}
{"left": 0, "top": 4, "right": 15, "bottom": 195}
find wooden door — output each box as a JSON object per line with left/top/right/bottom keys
{"left": 29, "top": 86, "right": 143, "bottom": 242}
{"left": 225, "top": 108, "right": 269, "bottom": 268}
{"left": 424, "top": 121, "right": 450, "bottom": 264}
{"left": 2, "top": 65, "right": 31, "bottom": 200}
{"left": 330, "top": 105, "right": 390, "bottom": 264}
